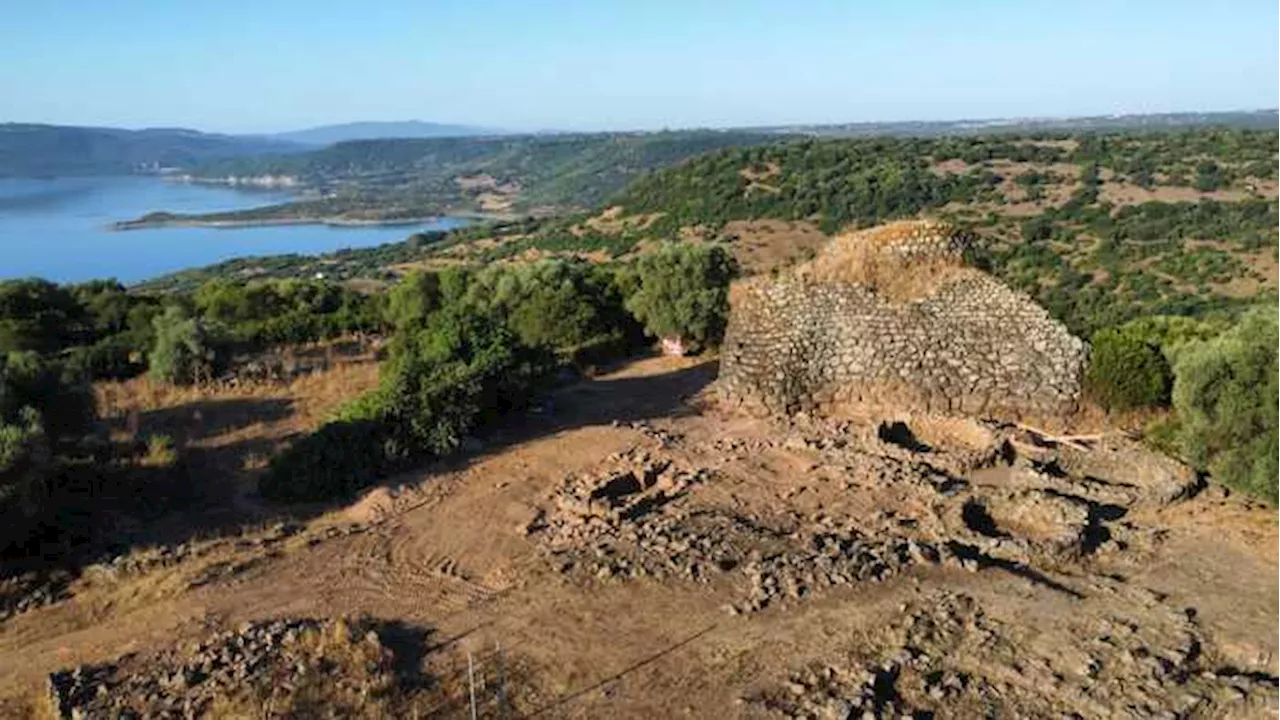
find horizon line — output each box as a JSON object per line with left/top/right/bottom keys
{"left": 1, "top": 106, "right": 1276, "bottom": 138}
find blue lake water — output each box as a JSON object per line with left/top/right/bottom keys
{"left": 0, "top": 176, "right": 469, "bottom": 284}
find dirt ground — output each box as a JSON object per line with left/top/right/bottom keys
{"left": 2, "top": 355, "right": 1277, "bottom": 718}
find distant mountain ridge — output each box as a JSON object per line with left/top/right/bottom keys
{"left": 271, "top": 120, "right": 502, "bottom": 145}
{"left": 0, "top": 123, "right": 305, "bottom": 177}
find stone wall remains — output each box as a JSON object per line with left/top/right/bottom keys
{"left": 717, "top": 222, "right": 1088, "bottom": 419}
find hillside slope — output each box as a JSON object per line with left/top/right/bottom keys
{"left": 132, "top": 129, "right": 1279, "bottom": 339}
{"left": 157, "top": 130, "right": 780, "bottom": 218}
{"left": 598, "top": 129, "right": 1279, "bottom": 333}
{"left": 0, "top": 124, "right": 305, "bottom": 177}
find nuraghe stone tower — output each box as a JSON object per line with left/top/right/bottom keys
{"left": 717, "top": 220, "right": 1088, "bottom": 419}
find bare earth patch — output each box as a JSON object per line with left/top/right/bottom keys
{"left": 1171, "top": 239, "right": 1280, "bottom": 298}
{"left": 1099, "top": 182, "right": 1273, "bottom": 206}
{"left": 1, "top": 356, "right": 1276, "bottom": 717}
{"left": 583, "top": 207, "right": 665, "bottom": 235}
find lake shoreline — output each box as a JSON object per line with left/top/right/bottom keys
{"left": 111, "top": 209, "right": 511, "bottom": 231}
{"left": 113, "top": 215, "right": 446, "bottom": 231}
{"left": 0, "top": 176, "right": 477, "bottom": 283}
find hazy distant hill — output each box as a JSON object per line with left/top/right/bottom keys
{"left": 757, "top": 109, "right": 1280, "bottom": 137}
{"left": 111, "top": 130, "right": 778, "bottom": 231}
{"left": 272, "top": 121, "right": 501, "bottom": 145}
{"left": 0, "top": 124, "right": 305, "bottom": 177}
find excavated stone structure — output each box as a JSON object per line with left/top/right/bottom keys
{"left": 717, "top": 220, "right": 1088, "bottom": 419}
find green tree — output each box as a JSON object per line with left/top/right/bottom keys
{"left": 148, "top": 306, "right": 217, "bottom": 385}
{"left": 625, "top": 244, "right": 737, "bottom": 352}
{"left": 1171, "top": 305, "right": 1278, "bottom": 503}
{"left": 462, "top": 259, "right": 636, "bottom": 355}
{"left": 0, "top": 279, "right": 86, "bottom": 354}
{"left": 1115, "top": 315, "right": 1232, "bottom": 364}
{"left": 71, "top": 279, "right": 132, "bottom": 336}
{"left": 0, "top": 405, "right": 51, "bottom": 546}
{"left": 1194, "top": 160, "right": 1223, "bottom": 192}
{"left": 384, "top": 271, "right": 445, "bottom": 331}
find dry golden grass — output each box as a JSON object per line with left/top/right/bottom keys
{"left": 20, "top": 687, "right": 59, "bottom": 720}
{"left": 582, "top": 207, "right": 665, "bottom": 235}
{"left": 92, "top": 352, "right": 383, "bottom": 523}
{"left": 96, "top": 358, "right": 380, "bottom": 433}
{"left": 738, "top": 162, "right": 780, "bottom": 182}
{"left": 1098, "top": 180, "right": 1273, "bottom": 206}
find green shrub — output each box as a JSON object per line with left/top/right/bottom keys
{"left": 0, "top": 406, "right": 50, "bottom": 526}
{"left": 191, "top": 277, "right": 383, "bottom": 349}
{"left": 0, "top": 279, "right": 85, "bottom": 355}
{"left": 261, "top": 306, "right": 554, "bottom": 503}
{"left": 624, "top": 243, "right": 737, "bottom": 351}
{"left": 0, "top": 351, "right": 92, "bottom": 552}
{"left": 142, "top": 434, "right": 178, "bottom": 468}
{"left": 383, "top": 270, "right": 447, "bottom": 331}
{"left": 1084, "top": 329, "right": 1173, "bottom": 411}
{"left": 258, "top": 419, "right": 396, "bottom": 502}
{"left": 1171, "top": 305, "right": 1278, "bottom": 503}
{"left": 148, "top": 306, "right": 218, "bottom": 385}
{"left": 0, "top": 350, "right": 94, "bottom": 439}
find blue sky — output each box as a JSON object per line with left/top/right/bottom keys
{"left": 1, "top": 0, "right": 1276, "bottom": 133}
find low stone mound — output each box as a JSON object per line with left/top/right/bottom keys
{"left": 46, "top": 618, "right": 394, "bottom": 718}
{"left": 948, "top": 428, "right": 1202, "bottom": 563}
{"left": 970, "top": 490, "right": 1093, "bottom": 558}
{"left": 528, "top": 437, "right": 944, "bottom": 613}
{"left": 718, "top": 220, "right": 1088, "bottom": 420}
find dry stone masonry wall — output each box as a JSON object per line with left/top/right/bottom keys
{"left": 718, "top": 221, "right": 1088, "bottom": 419}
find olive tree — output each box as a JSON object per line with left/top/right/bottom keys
{"left": 624, "top": 244, "right": 737, "bottom": 353}
{"left": 148, "top": 306, "right": 217, "bottom": 385}
{"left": 1171, "top": 305, "right": 1278, "bottom": 504}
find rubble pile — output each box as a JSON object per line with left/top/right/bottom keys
{"left": 46, "top": 618, "right": 393, "bottom": 719}
{"left": 754, "top": 591, "right": 1279, "bottom": 719}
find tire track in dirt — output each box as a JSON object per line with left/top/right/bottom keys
{"left": 314, "top": 515, "right": 512, "bottom": 619}
{"left": 318, "top": 399, "right": 673, "bottom": 619}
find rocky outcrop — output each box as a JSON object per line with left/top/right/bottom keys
{"left": 717, "top": 220, "right": 1088, "bottom": 419}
